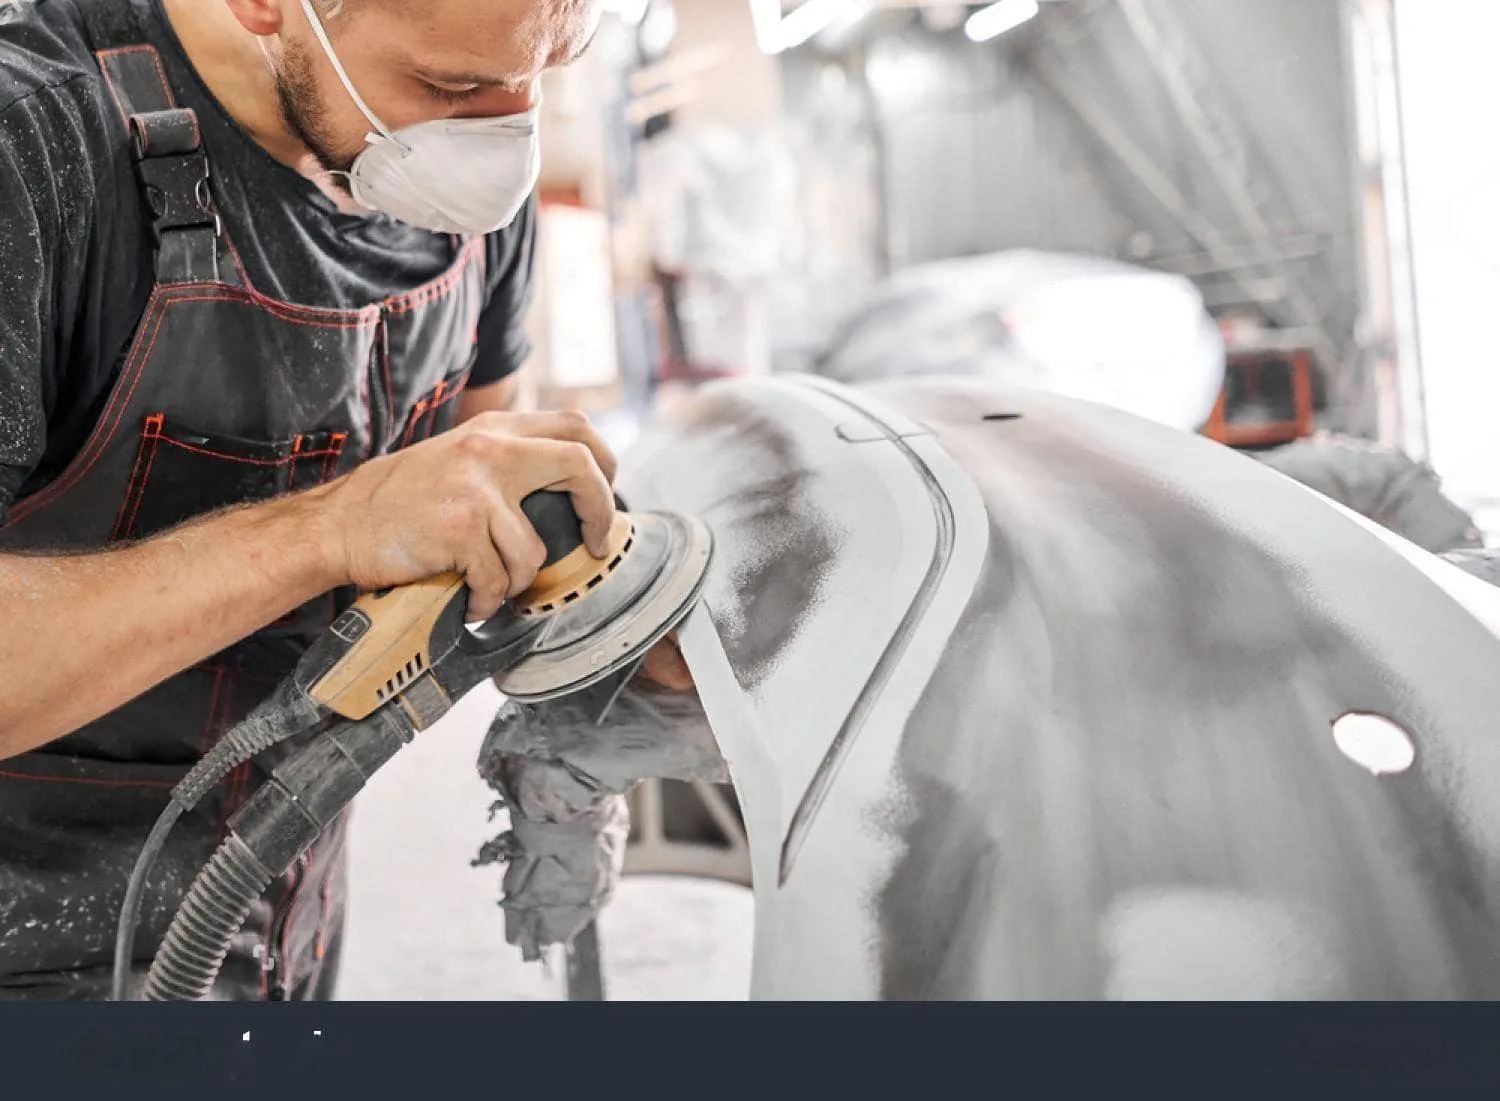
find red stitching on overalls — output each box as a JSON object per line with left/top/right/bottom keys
{"left": 117, "top": 416, "right": 167, "bottom": 541}
{"left": 286, "top": 435, "right": 305, "bottom": 493}
{"left": 1, "top": 292, "right": 383, "bottom": 525}
{"left": 287, "top": 442, "right": 344, "bottom": 493}
{"left": 221, "top": 233, "right": 253, "bottom": 290}
{"left": 157, "top": 436, "right": 293, "bottom": 467}
{"left": 151, "top": 289, "right": 378, "bottom": 330}
{"left": 109, "top": 413, "right": 159, "bottom": 540}
{"left": 433, "top": 375, "right": 469, "bottom": 410}
{"left": 140, "top": 48, "right": 178, "bottom": 124}
{"left": 94, "top": 46, "right": 199, "bottom": 146}
{"left": 426, "top": 374, "right": 468, "bottom": 437}
{"left": 4, "top": 294, "right": 168, "bottom": 523}
{"left": 320, "top": 433, "right": 347, "bottom": 484}
{"left": 383, "top": 238, "right": 485, "bottom": 315}
{"left": 0, "top": 768, "right": 174, "bottom": 790}
{"left": 93, "top": 47, "right": 143, "bottom": 128}
{"left": 94, "top": 43, "right": 482, "bottom": 315}
{"left": 396, "top": 365, "right": 472, "bottom": 450}
{"left": 5, "top": 69, "right": 481, "bottom": 527}
{"left": 186, "top": 239, "right": 478, "bottom": 321}
{"left": 398, "top": 399, "right": 430, "bottom": 451}
{"left": 120, "top": 417, "right": 174, "bottom": 540}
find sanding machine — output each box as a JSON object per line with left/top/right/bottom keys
{"left": 111, "top": 490, "right": 712, "bottom": 1001}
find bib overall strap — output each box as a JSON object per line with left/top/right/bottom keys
{"left": 81, "top": 0, "right": 223, "bottom": 285}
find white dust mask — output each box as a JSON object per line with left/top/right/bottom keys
{"left": 294, "top": 0, "right": 540, "bottom": 235}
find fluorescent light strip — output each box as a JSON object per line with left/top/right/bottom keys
{"left": 760, "top": 0, "right": 865, "bottom": 54}
{"left": 748, "top": 0, "right": 785, "bottom": 52}
{"left": 965, "top": 0, "right": 1040, "bottom": 43}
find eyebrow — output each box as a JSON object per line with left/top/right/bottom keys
{"left": 417, "top": 28, "right": 599, "bottom": 87}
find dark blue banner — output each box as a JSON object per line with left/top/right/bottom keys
{"left": 3, "top": 1003, "right": 1497, "bottom": 1091}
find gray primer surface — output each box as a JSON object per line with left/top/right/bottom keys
{"left": 629, "top": 389, "right": 842, "bottom": 693}
{"left": 869, "top": 379, "right": 1500, "bottom": 999}
{"left": 616, "top": 373, "right": 1500, "bottom": 999}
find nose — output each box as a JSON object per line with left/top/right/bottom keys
{"left": 455, "top": 83, "right": 538, "bottom": 120}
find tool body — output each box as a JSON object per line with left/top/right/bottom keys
{"left": 121, "top": 490, "right": 713, "bottom": 1001}
{"left": 296, "top": 491, "right": 711, "bottom": 723}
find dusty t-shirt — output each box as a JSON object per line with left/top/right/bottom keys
{"left": 0, "top": 0, "right": 538, "bottom": 516}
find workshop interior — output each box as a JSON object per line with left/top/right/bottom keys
{"left": 7, "top": 0, "right": 1500, "bottom": 1002}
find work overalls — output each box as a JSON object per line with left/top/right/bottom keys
{"left": 0, "top": 0, "right": 486, "bottom": 999}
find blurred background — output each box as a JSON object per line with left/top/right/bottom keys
{"left": 343, "top": 0, "right": 1500, "bottom": 1000}
{"left": 512, "top": 0, "right": 1499, "bottom": 538}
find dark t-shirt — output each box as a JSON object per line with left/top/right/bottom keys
{"left": 0, "top": 0, "right": 537, "bottom": 515}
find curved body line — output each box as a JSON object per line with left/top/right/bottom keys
{"left": 778, "top": 377, "right": 959, "bottom": 884}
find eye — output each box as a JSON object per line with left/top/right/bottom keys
{"left": 424, "top": 82, "right": 482, "bottom": 105}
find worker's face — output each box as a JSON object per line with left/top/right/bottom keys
{"left": 244, "top": 0, "right": 599, "bottom": 175}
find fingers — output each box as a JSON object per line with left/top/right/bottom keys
{"left": 517, "top": 438, "right": 616, "bottom": 558}
{"left": 511, "top": 410, "right": 619, "bottom": 486}
{"left": 458, "top": 539, "right": 510, "bottom": 622}
{"left": 639, "top": 634, "right": 695, "bottom": 691}
{"left": 488, "top": 496, "right": 549, "bottom": 599}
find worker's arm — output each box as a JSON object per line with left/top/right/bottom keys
{"left": 0, "top": 411, "right": 618, "bottom": 760}
{"left": 457, "top": 373, "right": 523, "bottom": 423}
{"left": 0, "top": 491, "right": 342, "bottom": 757}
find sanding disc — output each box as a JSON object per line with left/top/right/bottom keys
{"left": 493, "top": 510, "right": 713, "bottom": 702}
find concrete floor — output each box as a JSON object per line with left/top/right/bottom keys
{"left": 335, "top": 680, "right": 755, "bottom": 1001}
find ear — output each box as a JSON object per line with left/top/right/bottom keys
{"left": 223, "top": 0, "right": 290, "bottom": 38}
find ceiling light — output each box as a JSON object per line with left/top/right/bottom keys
{"left": 765, "top": 0, "right": 866, "bottom": 54}
{"left": 964, "top": 0, "right": 1040, "bottom": 43}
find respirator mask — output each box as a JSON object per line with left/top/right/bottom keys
{"left": 280, "top": 0, "right": 541, "bottom": 235}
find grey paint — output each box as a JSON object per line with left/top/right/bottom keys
{"left": 474, "top": 683, "right": 730, "bottom": 962}
{"left": 613, "top": 374, "right": 1500, "bottom": 999}
{"left": 870, "top": 384, "right": 1496, "bottom": 998}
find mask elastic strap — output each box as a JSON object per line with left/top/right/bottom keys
{"left": 297, "top": 0, "right": 401, "bottom": 148}
{"left": 255, "top": 34, "right": 276, "bottom": 77}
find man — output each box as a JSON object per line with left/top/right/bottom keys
{"left": 0, "top": 0, "right": 621, "bottom": 1000}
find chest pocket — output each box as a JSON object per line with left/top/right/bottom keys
{"left": 393, "top": 346, "right": 477, "bottom": 452}
{"left": 113, "top": 413, "right": 348, "bottom": 544}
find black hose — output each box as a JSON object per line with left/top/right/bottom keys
{"left": 143, "top": 708, "right": 412, "bottom": 1000}
{"left": 140, "top": 835, "right": 274, "bottom": 1002}
{"left": 110, "top": 678, "right": 324, "bottom": 1001}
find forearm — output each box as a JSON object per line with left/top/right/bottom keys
{"left": 457, "top": 373, "right": 523, "bottom": 422}
{"left": 0, "top": 486, "right": 345, "bottom": 758}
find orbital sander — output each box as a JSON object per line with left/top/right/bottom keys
{"left": 298, "top": 489, "right": 713, "bottom": 721}
{"left": 115, "top": 491, "right": 711, "bottom": 1001}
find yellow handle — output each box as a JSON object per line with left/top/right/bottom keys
{"left": 308, "top": 571, "right": 467, "bottom": 720}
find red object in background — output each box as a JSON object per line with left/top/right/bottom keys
{"left": 538, "top": 185, "right": 587, "bottom": 209}
{"left": 1201, "top": 349, "right": 1317, "bottom": 447}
